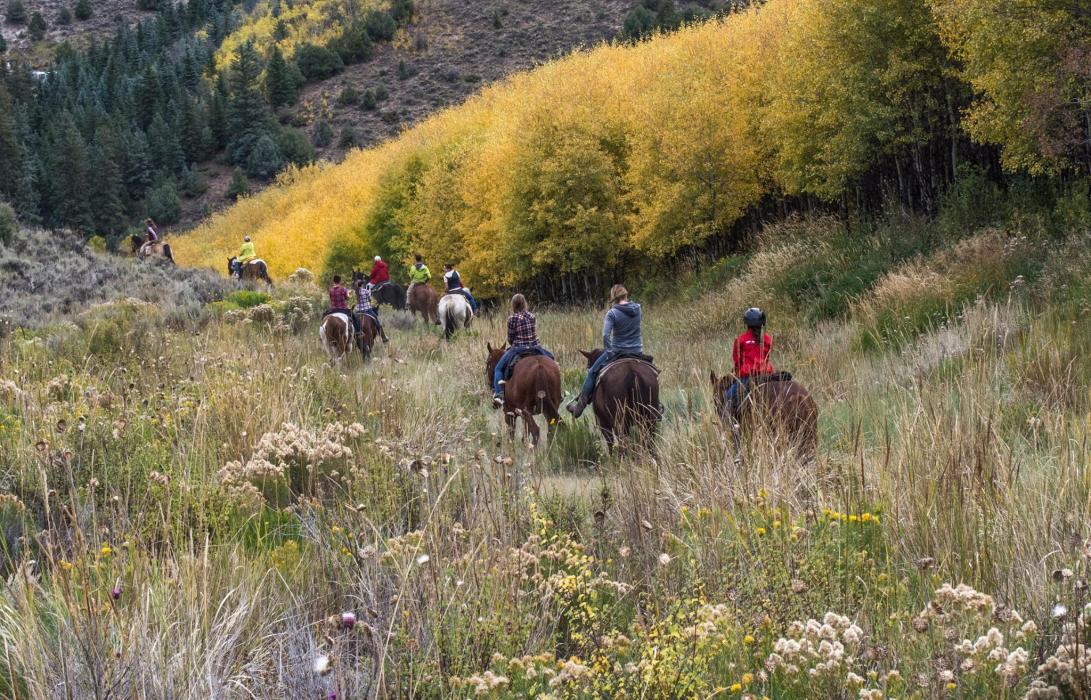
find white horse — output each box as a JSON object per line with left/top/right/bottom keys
{"left": 438, "top": 293, "right": 473, "bottom": 340}
{"left": 319, "top": 312, "right": 354, "bottom": 367}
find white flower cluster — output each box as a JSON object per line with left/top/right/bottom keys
{"left": 765, "top": 612, "right": 864, "bottom": 681}
{"left": 1026, "top": 603, "right": 1091, "bottom": 698}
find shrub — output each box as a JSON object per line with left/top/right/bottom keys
{"left": 622, "top": 6, "right": 656, "bottom": 40}
{"left": 27, "top": 11, "right": 46, "bottom": 40}
{"left": 329, "top": 21, "right": 373, "bottom": 64}
{"left": 179, "top": 165, "right": 209, "bottom": 198}
{"left": 339, "top": 126, "right": 359, "bottom": 149}
{"left": 145, "top": 180, "right": 181, "bottom": 224}
{"left": 360, "top": 88, "right": 377, "bottom": 110}
{"left": 936, "top": 166, "right": 1004, "bottom": 240}
{"left": 364, "top": 10, "right": 397, "bottom": 41}
{"left": 337, "top": 86, "right": 360, "bottom": 106}
{"left": 391, "top": 0, "right": 414, "bottom": 23}
{"left": 312, "top": 120, "right": 333, "bottom": 148}
{"left": 56, "top": 7, "right": 71, "bottom": 25}
{"left": 294, "top": 43, "right": 343, "bottom": 81}
{"left": 87, "top": 235, "right": 107, "bottom": 253}
{"left": 225, "top": 290, "right": 270, "bottom": 309}
{"left": 73, "top": 0, "right": 91, "bottom": 20}
{"left": 277, "top": 127, "right": 315, "bottom": 167}
{"left": 245, "top": 133, "right": 286, "bottom": 180}
{"left": 5, "top": 0, "right": 26, "bottom": 24}
{"left": 226, "top": 168, "right": 251, "bottom": 200}
{"left": 0, "top": 201, "right": 16, "bottom": 246}
{"left": 374, "top": 83, "right": 389, "bottom": 101}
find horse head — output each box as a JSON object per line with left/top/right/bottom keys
{"left": 578, "top": 349, "right": 604, "bottom": 368}
{"left": 227, "top": 257, "right": 237, "bottom": 275}
{"left": 130, "top": 234, "right": 143, "bottom": 253}
{"left": 485, "top": 342, "right": 507, "bottom": 387}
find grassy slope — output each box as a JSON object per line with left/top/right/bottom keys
{"left": 0, "top": 1, "right": 152, "bottom": 62}
{"left": 1, "top": 213, "right": 1089, "bottom": 696}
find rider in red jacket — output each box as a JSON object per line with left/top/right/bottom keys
{"left": 369, "top": 256, "right": 390, "bottom": 285}
{"left": 725, "top": 307, "right": 774, "bottom": 422}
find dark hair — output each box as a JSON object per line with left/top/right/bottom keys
{"left": 511, "top": 293, "right": 527, "bottom": 313}
{"left": 333, "top": 275, "right": 342, "bottom": 283}
{"left": 444, "top": 261, "right": 454, "bottom": 269}
{"left": 415, "top": 254, "right": 422, "bottom": 262}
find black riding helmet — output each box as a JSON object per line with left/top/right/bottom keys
{"left": 743, "top": 307, "right": 766, "bottom": 328}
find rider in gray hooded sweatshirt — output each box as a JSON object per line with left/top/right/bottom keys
{"left": 567, "top": 284, "right": 643, "bottom": 418}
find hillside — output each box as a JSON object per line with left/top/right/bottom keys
{"left": 2, "top": 209, "right": 1091, "bottom": 695}
{"left": 0, "top": 0, "right": 150, "bottom": 58}
{"left": 178, "top": 0, "right": 1091, "bottom": 292}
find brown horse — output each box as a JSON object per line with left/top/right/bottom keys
{"left": 355, "top": 312, "right": 378, "bottom": 361}
{"left": 407, "top": 283, "right": 439, "bottom": 325}
{"left": 579, "top": 349, "right": 661, "bottom": 451}
{"left": 710, "top": 371, "right": 818, "bottom": 464}
{"left": 228, "top": 257, "right": 273, "bottom": 285}
{"left": 320, "top": 312, "right": 354, "bottom": 367}
{"left": 486, "top": 343, "right": 562, "bottom": 446}
{"left": 130, "top": 234, "right": 174, "bottom": 263}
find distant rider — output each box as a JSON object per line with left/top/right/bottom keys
{"left": 567, "top": 285, "right": 643, "bottom": 418}
{"left": 724, "top": 307, "right": 775, "bottom": 425}
{"left": 443, "top": 262, "right": 479, "bottom": 313}
{"left": 139, "top": 218, "right": 159, "bottom": 256}
{"left": 354, "top": 279, "right": 390, "bottom": 343}
{"left": 492, "top": 294, "right": 554, "bottom": 407}
{"left": 406, "top": 254, "right": 431, "bottom": 305}
{"left": 233, "top": 235, "right": 257, "bottom": 278}
{"left": 369, "top": 255, "right": 390, "bottom": 287}
{"left": 326, "top": 275, "right": 360, "bottom": 335}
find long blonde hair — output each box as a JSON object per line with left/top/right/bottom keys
{"left": 511, "top": 293, "right": 527, "bottom": 313}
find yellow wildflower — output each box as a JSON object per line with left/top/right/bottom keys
{"left": 100, "top": 545, "right": 112, "bottom": 557}
{"left": 743, "top": 634, "right": 755, "bottom": 645}
{"left": 755, "top": 527, "right": 766, "bottom": 536}
{"left": 730, "top": 683, "right": 742, "bottom": 693}
{"left": 742, "top": 672, "right": 753, "bottom": 684}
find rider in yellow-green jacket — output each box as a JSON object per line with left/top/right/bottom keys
{"left": 238, "top": 236, "right": 256, "bottom": 263}
{"left": 406, "top": 253, "right": 431, "bottom": 305}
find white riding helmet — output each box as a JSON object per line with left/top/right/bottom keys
{"left": 244, "top": 236, "right": 251, "bottom": 242}
{"left": 374, "top": 255, "right": 382, "bottom": 261}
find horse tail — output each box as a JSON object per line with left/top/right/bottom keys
{"left": 444, "top": 304, "right": 456, "bottom": 338}
{"left": 162, "top": 243, "right": 174, "bottom": 263}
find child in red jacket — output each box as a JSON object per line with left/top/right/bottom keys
{"left": 725, "top": 307, "right": 774, "bottom": 422}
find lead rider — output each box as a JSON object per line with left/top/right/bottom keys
{"left": 724, "top": 307, "right": 775, "bottom": 425}
{"left": 566, "top": 284, "right": 643, "bottom": 418}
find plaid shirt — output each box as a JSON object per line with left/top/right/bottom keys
{"left": 354, "top": 285, "right": 374, "bottom": 312}
{"left": 329, "top": 284, "right": 349, "bottom": 309}
{"left": 507, "top": 312, "right": 539, "bottom": 347}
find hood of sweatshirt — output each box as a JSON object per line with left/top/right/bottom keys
{"left": 613, "top": 302, "right": 641, "bottom": 317}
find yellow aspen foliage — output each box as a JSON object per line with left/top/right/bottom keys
{"left": 930, "top": 0, "right": 1091, "bottom": 175}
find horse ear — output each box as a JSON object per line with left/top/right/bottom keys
{"left": 710, "top": 370, "right": 718, "bottom": 385}
{"left": 486, "top": 342, "right": 493, "bottom": 353}
{"left": 579, "top": 349, "right": 592, "bottom": 360}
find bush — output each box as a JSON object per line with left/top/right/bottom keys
{"left": 312, "top": 120, "right": 334, "bottom": 148}
{"left": 28, "top": 11, "right": 46, "bottom": 40}
{"left": 360, "top": 88, "right": 377, "bottom": 111}
{"left": 622, "top": 6, "right": 657, "bottom": 40}
{"left": 936, "top": 166, "right": 1004, "bottom": 240}
{"left": 277, "top": 127, "right": 316, "bottom": 167}
{"left": 225, "top": 290, "right": 270, "bottom": 309}
{"left": 245, "top": 133, "right": 286, "bottom": 180}
{"left": 0, "top": 201, "right": 17, "bottom": 246}
{"left": 374, "top": 83, "right": 389, "bottom": 101}
{"left": 391, "top": 0, "right": 414, "bottom": 23}
{"left": 364, "top": 10, "right": 397, "bottom": 41}
{"left": 145, "top": 181, "right": 181, "bottom": 224}
{"left": 87, "top": 234, "right": 107, "bottom": 252}
{"left": 329, "top": 21, "right": 373, "bottom": 64}
{"left": 56, "top": 7, "right": 71, "bottom": 25}
{"left": 73, "top": 0, "right": 91, "bottom": 20}
{"left": 294, "top": 43, "right": 343, "bottom": 81}
{"left": 179, "top": 165, "right": 208, "bottom": 198}
{"left": 337, "top": 86, "right": 360, "bottom": 106}
{"left": 339, "top": 127, "right": 359, "bottom": 149}
{"left": 226, "top": 168, "right": 250, "bottom": 201}
{"left": 5, "top": 0, "right": 26, "bottom": 24}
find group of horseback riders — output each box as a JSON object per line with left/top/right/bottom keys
{"left": 490, "top": 283, "right": 775, "bottom": 425}
{"left": 405, "top": 254, "right": 480, "bottom": 314}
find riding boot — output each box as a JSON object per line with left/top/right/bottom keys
{"left": 380, "top": 328, "right": 390, "bottom": 343}
{"left": 493, "top": 380, "right": 506, "bottom": 408}
{"left": 566, "top": 394, "right": 589, "bottom": 418}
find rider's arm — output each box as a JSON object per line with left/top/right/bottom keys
{"left": 732, "top": 335, "right": 742, "bottom": 373}
{"left": 602, "top": 310, "right": 614, "bottom": 350}
{"left": 507, "top": 316, "right": 517, "bottom": 346}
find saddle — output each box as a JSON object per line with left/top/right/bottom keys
{"left": 748, "top": 371, "right": 794, "bottom": 386}
{"left": 504, "top": 347, "right": 552, "bottom": 380}
{"left": 598, "top": 353, "right": 659, "bottom": 385}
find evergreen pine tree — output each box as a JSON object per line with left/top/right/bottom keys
{"left": 148, "top": 111, "right": 184, "bottom": 175}
{"left": 264, "top": 45, "right": 299, "bottom": 108}
{"left": 178, "top": 96, "right": 208, "bottom": 163}
{"left": 88, "top": 140, "right": 127, "bottom": 234}
{"left": 50, "top": 114, "right": 94, "bottom": 233}
{"left": 226, "top": 167, "right": 250, "bottom": 200}
{"left": 28, "top": 12, "right": 47, "bottom": 41}
{"left": 74, "top": 0, "right": 92, "bottom": 20}
{"left": 124, "top": 130, "right": 153, "bottom": 201}
{"left": 136, "top": 65, "right": 160, "bottom": 129}
{"left": 56, "top": 7, "right": 71, "bottom": 25}
{"left": 0, "top": 83, "right": 36, "bottom": 219}
{"left": 0, "top": 33, "right": 7, "bottom": 53}
{"left": 207, "top": 73, "right": 229, "bottom": 150}
{"left": 227, "top": 41, "right": 273, "bottom": 165}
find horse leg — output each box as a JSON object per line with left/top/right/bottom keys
{"left": 731, "top": 422, "right": 743, "bottom": 466}
{"left": 505, "top": 411, "right": 517, "bottom": 441}
{"left": 524, "top": 412, "right": 541, "bottom": 448}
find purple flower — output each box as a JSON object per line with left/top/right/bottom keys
{"left": 341, "top": 611, "right": 356, "bottom": 629}
{"left": 111, "top": 581, "right": 122, "bottom": 600}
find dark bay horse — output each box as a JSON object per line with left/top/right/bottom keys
{"left": 408, "top": 283, "right": 439, "bottom": 325}
{"left": 579, "top": 349, "right": 661, "bottom": 451}
{"left": 486, "top": 343, "right": 562, "bottom": 446}
{"left": 228, "top": 257, "right": 273, "bottom": 285}
{"left": 710, "top": 371, "right": 818, "bottom": 464}
{"left": 355, "top": 312, "right": 378, "bottom": 361}
{"left": 130, "top": 235, "right": 174, "bottom": 263}
{"left": 351, "top": 270, "right": 406, "bottom": 310}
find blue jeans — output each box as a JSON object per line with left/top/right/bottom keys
{"left": 363, "top": 307, "right": 382, "bottom": 328}
{"left": 723, "top": 377, "right": 751, "bottom": 419}
{"left": 579, "top": 351, "right": 614, "bottom": 400}
{"left": 493, "top": 346, "right": 555, "bottom": 394}
{"left": 453, "top": 288, "right": 478, "bottom": 313}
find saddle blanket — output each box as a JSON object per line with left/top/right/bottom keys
{"left": 504, "top": 347, "right": 554, "bottom": 379}
{"left": 598, "top": 354, "right": 659, "bottom": 384}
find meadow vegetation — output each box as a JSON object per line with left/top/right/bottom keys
{"left": 4, "top": 202, "right": 1091, "bottom": 696}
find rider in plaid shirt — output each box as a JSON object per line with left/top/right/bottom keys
{"left": 493, "top": 294, "right": 555, "bottom": 406}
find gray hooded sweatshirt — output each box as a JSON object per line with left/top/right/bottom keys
{"left": 603, "top": 302, "right": 643, "bottom": 353}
